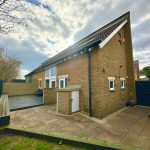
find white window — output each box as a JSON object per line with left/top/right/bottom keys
{"left": 38, "top": 79, "right": 42, "bottom": 89}
{"left": 120, "top": 78, "right": 125, "bottom": 89}
{"left": 45, "top": 67, "right": 50, "bottom": 78}
{"left": 108, "top": 77, "right": 115, "bottom": 91}
{"left": 45, "top": 66, "right": 56, "bottom": 78}
{"left": 45, "top": 79, "right": 49, "bottom": 88}
{"left": 58, "top": 75, "right": 68, "bottom": 88}
{"left": 50, "top": 66, "right": 56, "bottom": 76}
{"left": 50, "top": 79, "right": 56, "bottom": 88}
{"left": 45, "top": 66, "right": 57, "bottom": 88}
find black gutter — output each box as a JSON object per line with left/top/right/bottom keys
{"left": 86, "top": 49, "right": 92, "bottom": 117}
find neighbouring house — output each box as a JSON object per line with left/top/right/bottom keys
{"left": 140, "top": 75, "right": 149, "bottom": 81}
{"left": 25, "top": 12, "right": 135, "bottom": 118}
{"left": 133, "top": 60, "right": 140, "bottom": 80}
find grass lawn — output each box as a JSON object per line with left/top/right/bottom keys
{"left": 0, "top": 134, "right": 87, "bottom": 150}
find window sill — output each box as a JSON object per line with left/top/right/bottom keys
{"left": 109, "top": 89, "right": 115, "bottom": 91}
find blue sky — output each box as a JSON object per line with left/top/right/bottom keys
{"left": 0, "top": 0, "right": 150, "bottom": 78}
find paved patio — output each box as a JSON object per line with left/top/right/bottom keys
{"left": 9, "top": 95, "right": 43, "bottom": 110}
{"left": 10, "top": 105, "right": 150, "bottom": 149}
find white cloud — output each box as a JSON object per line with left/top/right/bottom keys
{"left": 133, "top": 48, "right": 150, "bottom": 69}
{"left": 17, "top": 68, "right": 29, "bottom": 79}
{"left": 1, "top": 0, "right": 150, "bottom": 75}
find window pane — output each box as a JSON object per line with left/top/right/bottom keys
{"left": 39, "top": 80, "right": 42, "bottom": 88}
{"left": 45, "top": 80, "right": 49, "bottom": 88}
{"left": 110, "top": 81, "right": 114, "bottom": 88}
{"left": 51, "top": 81, "right": 55, "bottom": 88}
{"left": 51, "top": 67, "right": 56, "bottom": 76}
{"left": 60, "top": 80, "right": 64, "bottom": 88}
{"left": 121, "top": 81, "right": 123, "bottom": 87}
{"left": 45, "top": 68, "right": 49, "bottom": 77}
{"left": 65, "top": 78, "right": 67, "bottom": 87}
{"left": 121, "top": 80, "right": 125, "bottom": 88}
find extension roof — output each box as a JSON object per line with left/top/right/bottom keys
{"left": 25, "top": 12, "right": 129, "bottom": 77}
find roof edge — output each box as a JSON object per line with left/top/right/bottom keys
{"left": 25, "top": 11, "right": 130, "bottom": 77}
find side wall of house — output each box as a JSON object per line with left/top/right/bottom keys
{"left": 91, "top": 26, "right": 134, "bottom": 118}
{"left": 32, "top": 70, "right": 45, "bottom": 89}
{"left": 57, "top": 54, "right": 89, "bottom": 112}
{"left": 57, "top": 24, "right": 134, "bottom": 118}
{"left": 124, "top": 19, "right": 136, "bottom": 101}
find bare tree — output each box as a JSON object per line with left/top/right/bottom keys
{"left": 0, "top": 0, "right": 35, "bottom": 34}
{"left": 0, "top": 48, "right": 21, "bottom": 82}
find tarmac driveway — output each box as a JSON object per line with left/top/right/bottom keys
{"left": 10, "top": 105, "right": 150, "bottom": 150}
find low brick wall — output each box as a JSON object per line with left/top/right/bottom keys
{"left": 57, "top": 91, "right": 71, "bottom": 115}
{"left": 2, "top": 80, "right": 38, "bottom": 96}
{"left": 43, "top": 88, "right": 56, "bottom": 105}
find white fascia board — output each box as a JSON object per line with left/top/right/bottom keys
{"left": 99, "top": 20, "right": 127, "bottom": 49}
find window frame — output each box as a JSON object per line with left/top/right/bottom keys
{"left": 50, "top": 66, "right": 56, "bottom": 77}
{"left": 58, "top": 75, "right": 68, "bottom": 88}
{"left": 45, "top": 66, "right": 56, "bottom": 78}
{"left": 120, "top": 78, "right": 125, "bottom": 89}
{"left": 50, "top": 79, "right": 56, "bottom": 88}
{"left": 38, "top": 79, "right": 42, "bottom": 89}
{"left": 45, "top": 79, "right": 50, "bottom": 88}
{"left": 45, "top": 66, "right": 57, "bottom": 88}
{"left": 45, "top": 67, "right": 50, "bottom": 78}
{"left": 108, "top": 77, "right": 115, "bottom": 91}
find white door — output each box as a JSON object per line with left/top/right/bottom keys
{"left": 71, "top": 91, "right": 79, "bottom": 113}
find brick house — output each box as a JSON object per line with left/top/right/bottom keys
{"left": 133, "top": 60, "right": 140, "bottom": 80}
{"left": 25, "top": 12, "right": 135, "bottom": 118}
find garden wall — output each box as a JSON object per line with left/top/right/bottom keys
{"left": 2, "top": 80, "right": 38, "bottom": 96}
{"left": 43, "top": 88, "right": 56, "bottom": 105}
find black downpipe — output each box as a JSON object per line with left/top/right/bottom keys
{"left": 86, "top": 49, "right": 92, "bottom": 117}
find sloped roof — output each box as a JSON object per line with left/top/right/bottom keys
{"left": 25, "top": 12, "right": 129, "bottom": 77}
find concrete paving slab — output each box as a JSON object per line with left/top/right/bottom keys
{"left": 9, "top": 105, "right": 150, "bottom": 150}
